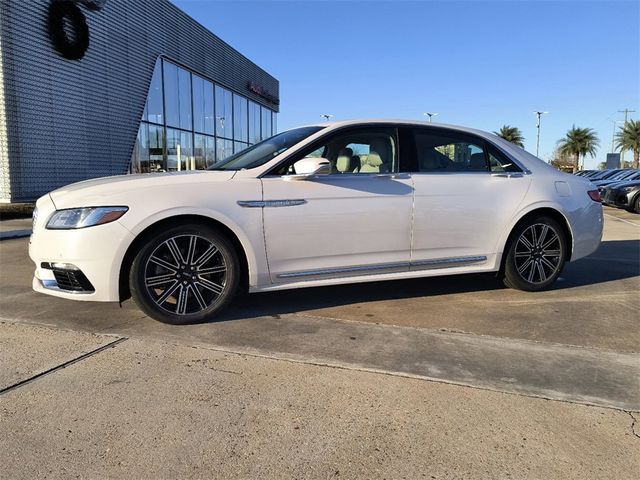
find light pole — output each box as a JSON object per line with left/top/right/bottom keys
{"left": 534, "top": 111, "right": 549, "bottom": 158}
{"left": 320, "top": 114, "right": 333, "bottom": 122}
{"left": 611, "top": 120, "right": 623, "bottom": 153}
{"left": 617, "top": 108, "right": 636, "bottom": 164}
{"left": 423, "top": 112, "right": 438, "bottom": 123}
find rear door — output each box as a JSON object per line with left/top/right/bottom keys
{"left": 401, "top": 127, "right": 532, "bottom": 267}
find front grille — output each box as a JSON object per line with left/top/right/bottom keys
{"left": 52, "top": 269, "right": 95, "bottom": 292}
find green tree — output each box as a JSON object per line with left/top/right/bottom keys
{"left": 557, "top": 126, "right": 599, "bottom": 173}
{"left": 615, "top": 119, "right": 640, "bottom": 169}
{"left": 493, "top": 125, "right": 525, "bottom": 148}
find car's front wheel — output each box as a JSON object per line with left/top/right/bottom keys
{"left": 130, "top": 223, "right": 239, "bottom": 324}
{"left": 626, "top": 194, "right": 640, "bottom": 214}
{"left": 502, "top": 216, "right": 567, "bottom": 291}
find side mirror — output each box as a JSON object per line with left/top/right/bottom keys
{"left": 286, "top": 157, "right": 331, "bottom": 181}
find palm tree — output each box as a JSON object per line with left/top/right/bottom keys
{"left": 494, "top": 125, "right": 525, "bottom": 148}
{"left": 615, "top": 119, "right": 640, "bottom": 169}
{"left": 557, "top": 126, "right": 599, "bottom": 173}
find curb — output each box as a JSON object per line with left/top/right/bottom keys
{"left": 0, "top": 230, "right": 32, "bottom": 240}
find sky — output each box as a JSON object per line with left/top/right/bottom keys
{"left": 171, "top": 0, "right": 639, "bottom": 169}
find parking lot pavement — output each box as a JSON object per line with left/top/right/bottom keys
{"left": 1, "top": 322, "right": 638, "bottom": 479}
{"left": 0, "top": 206, "right": 638, "bottom": 476}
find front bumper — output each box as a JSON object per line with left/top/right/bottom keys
{"left": 30, "top": 217, "right": 134, "bottom": 302}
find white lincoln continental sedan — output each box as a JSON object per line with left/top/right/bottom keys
{"left": 30, "top": 120, "right": 603, "bottom": 324}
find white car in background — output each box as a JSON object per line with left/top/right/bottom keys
{"left": 29, "top": 120, "right": 603, "bottom": 324}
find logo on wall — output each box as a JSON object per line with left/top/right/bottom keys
{"left": 47, "top": 0, "right": 108, "bottom": 60}
{"left": 248, "top": 82, "right": 280, "bottom": 106}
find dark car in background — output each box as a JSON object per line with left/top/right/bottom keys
{"left": 601, "top": 180, "right": 640, "bottom": 213}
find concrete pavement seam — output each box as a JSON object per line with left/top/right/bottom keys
{"left": 627, "top": 411, "right": 640, "bottom": 440}
{"left": 0, "top": 336, "right": 127, "bottom": 396}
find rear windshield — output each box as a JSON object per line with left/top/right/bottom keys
{"left": 208, "top": 126, "right": 324, "bottom": 171}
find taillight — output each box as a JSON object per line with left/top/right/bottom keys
{"left": 587, "top": 190, "right": 601, "bottom": 202}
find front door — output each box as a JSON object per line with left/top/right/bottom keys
{"left": 260, "top": 127, "right": 414, "bottom": 283}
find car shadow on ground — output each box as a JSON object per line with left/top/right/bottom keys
{"left": 214, "top": 239, "right": 640, "bottom": 323}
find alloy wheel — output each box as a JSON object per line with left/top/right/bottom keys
{"left": 144, "top": 234, "right": 227, "bottom": 315}
{"left": 514, "top": 223, "right": 562, "bottom": 285}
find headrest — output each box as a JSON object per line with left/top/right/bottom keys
{"left": 336, "top": 155, "right": 352, "bottom": 173}
{"left": 366, "top": 151, "right": 383, "bottom": 166}
{"left": 337, "top": 147, "right": 353, "bottom": 158}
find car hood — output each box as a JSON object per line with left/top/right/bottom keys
{"left": 49, "top": 170, "right": 236, "bottom": 209}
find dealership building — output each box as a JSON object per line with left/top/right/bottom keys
{"left": 0, "top": 0, "right": 279, "bottom": 203}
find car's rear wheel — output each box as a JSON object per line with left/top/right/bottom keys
{"left": 130, "top": 223, "right": 239, "bottom": 325}
{"left": 502, "top": 216, "right": 567, "bottom": 291}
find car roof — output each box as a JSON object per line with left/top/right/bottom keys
{"left": 304, "top": 119, "right": 497, "bottom": 138}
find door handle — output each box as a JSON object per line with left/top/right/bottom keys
{"left": 374, "top": 173, "right": 410, "bottom": 180}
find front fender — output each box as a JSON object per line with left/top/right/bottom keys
{"left": 116, "top": 205, "right": 269, "bottom": 289}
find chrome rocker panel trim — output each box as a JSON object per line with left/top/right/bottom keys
{"left": 278, "top": 255, "right": 488, "bottom": 279}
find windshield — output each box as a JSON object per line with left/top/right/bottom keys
{"left": 208, "top": 126, "right": 324, "bottom": 171}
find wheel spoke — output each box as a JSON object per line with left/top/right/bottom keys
{"left": 197, "top": 265, "right": 227, "bottom": 275}
{"left": 518, "top": 235, "right": 534, "bottom": 251}
{"left": 176, "top": 285, "right": 189, "bottom": 315}
{"left": 191, "top": 284, "right": 208, "bottom": 310}
{"left": 186, "top": 236, "right": 197, "bottom": 265}
{"left": 515, "top": 251, "right": 531, "bottom": 258}
{"left": 540, "top": 256, "right": 557, "bottom": 271}
{"left": 167, "top": 238, "right": 186, "bottom": 265}
{"left": 541, "top": 235, "right": 559, "bottom": 250}
{"left": 530, "top": 226, "right": 538, "bottom": 246}
{"left": 538, "top": 225, "right": 549, "bottom": 247}
{"left": 146, "top": 273, "right": 176, "bottom": 287}
{"left": 194, "top": 244, "right": 218, "bottom": 267}
{"left": 155, "top": 281, "right": 181, "bottom": 306}
{"left": 517, "top": 257, "right": 533, "bottom": 275}
{"left": 536, "top": 261, "right": 547, "bottom": 282}
{"left": 149, "top": 255, "right": 178, "bottom": 272}
{"left": 195, "top": 277, "right": 223, "bottom": 295}
{"left": 527, "top": 261, "right": 536, "bottom": 282}
{"left": 542, "top": 249, "right": 561, "bottom": 257}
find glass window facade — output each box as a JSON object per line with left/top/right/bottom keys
{"left": 131, "top": 58, "right": 277, "bottom": 173}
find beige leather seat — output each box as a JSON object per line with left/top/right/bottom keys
{"left": 359, "top": 150, "right": 385, "bottom": 173}
{"left": 336, "top": 148, "right": 354, "bottom": 173}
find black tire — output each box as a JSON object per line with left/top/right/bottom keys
{"left": 129, "top": 223, "right": 239, "bottom": 325}
{"left": 628, "top": 195, "right": 640, "bottom": 214}
{"left": 502, "top": 216, "right": 567, "bottom": 292}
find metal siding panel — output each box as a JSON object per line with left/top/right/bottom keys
{"left": 0, "top": 0, "right": 279, "bottom": 202}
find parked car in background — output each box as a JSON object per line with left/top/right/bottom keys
{"left": 601, "top": 180, "right": 640, "bottom": 213}
{"left": 593, "top": 169, "right": 639, "bottom": 188}
{"left": 575, "top": 170, "right": 596, "bottom": 177}
{"left": 29, "top": 120, "right": 604, "bottom": 324}
{"left": 588, "top": 169, "right": 627, "bottom": 181}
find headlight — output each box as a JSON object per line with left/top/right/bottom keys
{"left": 46, "top": 207, "right": 128, "bottom": 230}
{"left": 32, "top": 207, "right": 38, "bottom": 229}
